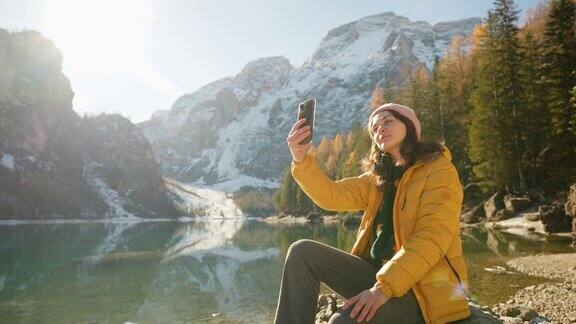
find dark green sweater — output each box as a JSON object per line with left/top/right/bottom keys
{"left": 370, "top": 164, "right": 407, "bottom": 268}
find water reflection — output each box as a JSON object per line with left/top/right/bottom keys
{"left": 0, "top": 221, "right": 573, "bottom": 323}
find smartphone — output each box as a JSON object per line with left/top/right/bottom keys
{"left": 297, "top": 98, "right": 316, "bottom": 145}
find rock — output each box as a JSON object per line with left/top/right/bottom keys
{"left": 315, "top": 295, "right": 504, "bottom": 324}
{"left": 566, "top": 183, "right": 576, "bottom": 217}
{"left": 306, "top": 211, "right": 322, "bottom": 222}
{"left": 448, "top": 301, "right": 502, "bottom": 323}
{"left": 502, "top": 305, "right": 521, "bottom": 317}
{"left": 315, "top": 293, "right": 343, "bottom": 323}
{"left": 484, "top": 266, "right": 515, "bottom": 274}
{"left": 461, "top": 204, "right": 486, "bottom": 224}
{"left": 504, "top": 194, "right": 531, "bottom": 213}
{"left": 527, "top": 188, "right": 550, "bottom": 205}
{"left": 523, "top": 212, "right": 541, "bottom": 221}
{"left": 492, "top": 303, "right": 543, "bottom": 323}
{"left": 485, "top": 192, "right": 505, "bottom": 221}
{"left": 519, "top": 307, "right": 538, "bottom": 321}
{"left": 540, "top": 202, "right": 572, "bottom": 233}
{"left": 501, "top": 317, "right": 523, "bottom": 324}
{"left": 463, "top": 183, "right": 485, "bottom": 209}
{"left": 493, "top": 209, "right": 515, "bottom": 221}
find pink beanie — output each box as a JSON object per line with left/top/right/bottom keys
{"left": 369, "top": 103, "right": 421, "bottom": 141}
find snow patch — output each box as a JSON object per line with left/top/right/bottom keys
{"left": 1, "top": 154, "right": 15, "bottom": 170}
{"left": 164, "top": 178, "right": 245, "bottom": 219}
{"left": 82, "top": 156, "right": 138, "bottom": 220}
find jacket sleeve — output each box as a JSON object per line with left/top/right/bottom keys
{"left": 373, "top": 158, "right": 464, "bottom": 298}
{"left": 290, "top": 151, "right": 370, "bottom": 212}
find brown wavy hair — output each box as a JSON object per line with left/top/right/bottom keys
{"left": 361, "top": 109, "right": 445, "bottom": 192}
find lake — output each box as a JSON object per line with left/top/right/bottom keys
{"left": 0, "top": 219, "right": 573, "bottom": 323}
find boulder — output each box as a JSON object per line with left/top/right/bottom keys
{"left": 539, "top": 202, "right": 572, "bottom": 233}
{"left": 503, "top": 194, "right": 531, "bottom": 213}
{"left": 501, "top": 305, "right": 520, "bottom": 317}
{"left": 461, "top": 204, "right": 486, "bottom": 224}
{"left": 491, "top": 303, "right": 544, "bottom": 324}
{"left": 518, "top": 307, "right": 538, "bottom": 321}
{"left": 484, "top": 192, "right": 505, "bottom": 221}
{"left": 566, "top": 183, "right": 576, "bottom": 218}
{"left": 463, "top": 183, "right": 485, "bottom": 209}
{"left": 523, "top": 212, "right": 541, "bottom": 221}
{"left": 492, "top": 209, "right": 515, "bottom": 222}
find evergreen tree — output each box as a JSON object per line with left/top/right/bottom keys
{"left": 572, "top": 86, "right": 576, "bottom": 111}
{"left": 572, "top": 85, "right": 576, "bottom": 123}
{"left": 541, "top": 0, "right": 576, "bottom": 180}
{"left": 437, "top": 35, "right": 476, "bottom": 183}
{"left": 469, "top": 10, "right": 509, "bottom": 192}
{"left": 295, "top": 186, "right": 316, "bottom": 215}
{"left": 542, "top": 0, "right": 576, "bottom": 137}
{"left": 468, "top": 1, "right": 527, "bottom": 193}
{"left": 519, "top": 30, "right": 548, "bottom": 187}
{"left": 272, "top": 166, "right": 298, "bottom": 213}
{"left": 492, "top": 0, "right": 526, "bottom": 192}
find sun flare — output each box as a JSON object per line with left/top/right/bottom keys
{"left": 42, "top": 0, "right": 153, "bottom": 73}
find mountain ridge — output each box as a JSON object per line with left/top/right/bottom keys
{"left": 138, "top": 12, "right": 482, "bottom": 192}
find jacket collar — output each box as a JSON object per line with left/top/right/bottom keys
{"left": 412, "top": 144, "right": 451, "bottom": 168}
{"left": 365, "top": 144, "right": 452, "bottom": 181}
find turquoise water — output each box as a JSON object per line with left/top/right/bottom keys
{"left": 0, "top": 219, "right": 573, "bottom": 323}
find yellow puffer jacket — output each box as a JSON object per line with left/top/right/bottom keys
{"left": 291, "top": 144, "right": 470, "bottom": 323}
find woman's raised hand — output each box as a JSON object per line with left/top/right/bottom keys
{"left": 287, "top": 118, "right": 312, "bottom": 163}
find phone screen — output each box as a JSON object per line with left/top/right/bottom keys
{"left": 297, "top": 98, "right": 316, "bottom": 145}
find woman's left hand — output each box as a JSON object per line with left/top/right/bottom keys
{"left": 342, "top": 286, "right": 389, "bottom": 322}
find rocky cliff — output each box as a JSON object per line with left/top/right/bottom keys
{"left": 0, "top": 28, "right": 179, "bottom": 220}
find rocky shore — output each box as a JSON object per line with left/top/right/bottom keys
{"left": 314, "top": 293, "right": 546, "bottom": 323}
{"left": 314, "top": 253, "right": 576, "bottom": 323}
{"left": 500, "top": 253, "right": 576, "bottom": 323}
{"left": 461, "top": 184, "right": 576, "bottom": 242}
{"left": 261, "top": 211, "right": 362, "bottom": 227}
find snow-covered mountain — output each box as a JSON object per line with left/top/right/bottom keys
{"left": 139, "top": 12, "right": 481, "bottom": 192}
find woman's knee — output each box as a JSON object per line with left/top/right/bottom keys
{"left": 286, "top": 239, "right": 319, "bottom": 260}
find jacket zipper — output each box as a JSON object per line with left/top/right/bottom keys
{"left": 444, "top": 255, "right": 472, "bottom": 301}
{"left": 392, "top": 166, "right": 433, "bottom": 323}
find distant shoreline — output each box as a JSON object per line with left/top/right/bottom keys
{"left": 0, "top": 216, "right": 259, "bottom": 225}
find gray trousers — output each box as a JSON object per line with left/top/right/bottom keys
{"left": 273, "top": 239, "right": 425, "bottom": 324}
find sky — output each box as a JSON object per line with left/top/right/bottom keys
{"left": 0, "top": 0, "right": 542, "bottom": 123}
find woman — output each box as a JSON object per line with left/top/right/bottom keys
{"left": 274, "top": 103, "right": 471, "bottom": 324}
